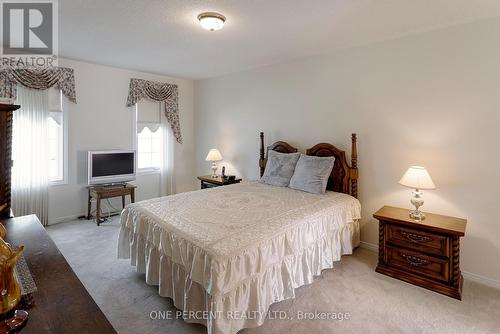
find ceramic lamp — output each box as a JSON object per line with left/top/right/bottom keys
{"left": 205, "top": 149, "right": 223, "bottom": 178}
{"left": 399, "top": 166, "right": 436, "bottom": 220}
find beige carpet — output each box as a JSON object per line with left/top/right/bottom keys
{"left": 47, "top": 218, "right": 500, "bottom": 334}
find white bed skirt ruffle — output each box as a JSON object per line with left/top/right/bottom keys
{"left": 118, "top": 206, "right": 360, "bottom": 334}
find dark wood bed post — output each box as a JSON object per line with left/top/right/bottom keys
{"left": 259, "top": 132, "right": 265, "bottom": 177}
{"left": 350, "top": 133, "right": 359, "bottom": 199}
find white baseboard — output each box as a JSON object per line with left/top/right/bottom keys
{"left": 462, "top": 271, "right": 500, "bottom": 290}
{"left": 49, "top": 209, "right": 124, "bottom": 225}
{"left": 359, "top": 241, "right": 378, "bottom": 253}
{"left": 49, "top": 212, "right": 86, "bottom": 225}
{"left": 358, "top": 241, "right": 500, "bottom": 290}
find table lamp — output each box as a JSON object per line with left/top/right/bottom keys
{"left": 206, "top": 149, "right": 223, "bottom": 178}
{"left": 399, "top": 166, "right": 436, "bottom": 220}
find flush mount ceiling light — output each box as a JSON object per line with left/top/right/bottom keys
{"left": 198, "top": 12, "right": 226, "bottom": 31}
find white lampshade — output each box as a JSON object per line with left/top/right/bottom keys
{"left": 205, "top": 149, "right": 223, "bottom": 161}
{"left": 399, "top": 166, "right": 436, "bottom": 190}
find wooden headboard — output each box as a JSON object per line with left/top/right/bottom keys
{"left": 259, "top": 132, "right": 358, "bottom": 198}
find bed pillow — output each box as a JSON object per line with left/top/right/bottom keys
{"left": 289, "top": 154, "right": 335, "bottom": 194}
{"left": 260, "top": 150, "right": 301, "bottom": 187}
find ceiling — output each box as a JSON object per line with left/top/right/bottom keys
{"left": 59, "top": 0, "right": 500, "bottom": 79}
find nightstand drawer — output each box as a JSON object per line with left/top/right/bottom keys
{"left": 386, "top": 246, "right": 450, "bottom": 282}
{"left": 387, "top": 224, "right": 449, "bottom": 257}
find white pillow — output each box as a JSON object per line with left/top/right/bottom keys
{"left": 260, "top": 150, "right": 301, "bottom": 187}
{"left": 289, "top": 154, "right": 335, "bottom": 194}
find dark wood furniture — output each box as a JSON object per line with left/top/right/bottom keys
{"left": 374, "top": 206, "right": 467, "bottom": 300}
{"left": 87, "top": 183, "right": 136, "bottom": 226}
{"left": 2, "top": 215, "right": 116, "bottom": 333}
{"left": 0, "top": 103, "right": 20, "bottom": 219}
{"left": 198, "top": 175, "right": 242, "bottom": 189}
{"left": 259, "top": 132, "right": 358, "bottom": 198}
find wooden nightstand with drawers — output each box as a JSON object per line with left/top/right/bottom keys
{"left": 374, "top": 206, "right": 467, "bottom": 300}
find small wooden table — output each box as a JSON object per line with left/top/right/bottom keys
{"left": 2, "top": 215, "right": 116, "bottom": 333}
{"left": 374, "top": 206, "right": 467, "bottom": 300}
{"left": 87, "top": 183, "right": 136, "bottom": 226}
{"left": 197, "top": 175, "right": 242, "bottom": 189}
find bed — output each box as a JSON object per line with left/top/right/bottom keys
{"left": 118, "top": 132, "right": 360, "bottom": 334}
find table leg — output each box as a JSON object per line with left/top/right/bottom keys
{"left": 122, "top": 195, "right": 125, "bottom": 209}
{"left": 131, "top": 189, "right": 135, "bottom": 203}
{"left": 96, "top": 196, "right": 101, "bottom": 226}
{"left": 87, "top": 190, "right": 91, "bottom": 220}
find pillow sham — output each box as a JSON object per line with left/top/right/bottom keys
{"left": 260, "top": 150, "right": 301, "bottom": 187}
{"left": 289, "top": 154, "right": 335, "bottom": 194}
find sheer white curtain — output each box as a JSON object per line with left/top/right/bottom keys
{"left": 160, "top": 107, "right": 175, "bottom": 196}
{"left": 12, "top": 86, "right": 50, "bottom": 225}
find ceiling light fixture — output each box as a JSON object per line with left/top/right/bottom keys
{"left": 198, "top": 12, "right": 226, "bottom": 31}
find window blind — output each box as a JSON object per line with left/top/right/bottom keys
{"left": 137, "top": 100, "right": 161, "bottom": 132}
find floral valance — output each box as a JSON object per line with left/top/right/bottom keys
{"left": 0, "top": 67, "right": 76, "bottom": 103}
{"left": 126, "top": 78, "right": 182, "bottom": 144}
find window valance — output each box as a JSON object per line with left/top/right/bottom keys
{"left": 0, "top": 67, "right": 76, "bottom": 103}
{"left": 126, "top": 78, "right": 182, "bottom": 144}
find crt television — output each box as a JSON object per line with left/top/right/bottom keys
{"left": 88, "top": 150, "right": 136, "bottom": 185}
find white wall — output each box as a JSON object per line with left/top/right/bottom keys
{"left": 195, "top": 18, "right": 500, "bottom": 284}
{"left": 48, "top": 58, "right": 196, "bottom": 222}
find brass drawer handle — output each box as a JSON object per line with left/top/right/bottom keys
{"left": 399, "top": 252, "right": 430, "bottom": 267}
{"left": 399, "top": 230, "right": 432, "bottom": 243}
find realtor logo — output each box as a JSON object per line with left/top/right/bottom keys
{"left": 1, "top": 0, "right": 58, "bottom": 67}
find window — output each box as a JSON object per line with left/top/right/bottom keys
{"left": 13, "top": 88, "right": 66, "bottom": 188}
{"left": 48, "top": 113, "right": 64, "bottom": 182}
{"left": 136, "top": 100, "right": 162, "bottom": 172}
{"left": 48, "top": 89, "right": 66, "bottom": 184}
{"left": 138, "top": 127, "right": 162, "bottom": 169}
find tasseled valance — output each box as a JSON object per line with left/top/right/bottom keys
{"left": 126, "top": 78, "right": 182, "bottom": 144}
{"left": 0, "top": 67, "right": 77, "bottom": 103}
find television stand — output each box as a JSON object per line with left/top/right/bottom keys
{"left": 86, "top": 183, "right": 136, "bottom": 226}
{"left": 99, "top": 182, "right": 127, "bottom": 187}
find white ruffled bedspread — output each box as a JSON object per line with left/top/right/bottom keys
{"left": 118, "top": 181, "right": 361, "bottom": 334}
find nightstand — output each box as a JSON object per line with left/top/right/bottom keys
{"left": 374, "top": 206, "right": 466, "bottom": 300}
{"left": 197, "top": 175, "right": 242, "bottom": 189}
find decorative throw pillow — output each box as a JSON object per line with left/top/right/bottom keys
{"left": 289, "top": 154, "right": 335, "bottom": 194}
{"left": 260, "top": 150, "right": 301, "bottom": 187}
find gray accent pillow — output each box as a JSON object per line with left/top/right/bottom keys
{"left": 260, "top": 150, "right": 301, "bottom": 187}
{"left": 289, "top": 154, "right": 335, "bottom": 194}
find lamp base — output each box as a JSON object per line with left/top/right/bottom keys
{"left": 211, "top": 162, "right": 218, "bottom": 178}
{"left": 409, "top": 189, "right": 425, "bottom": 221}
{"left": 409, "top": 210, "right": 425, "bottom": 221}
